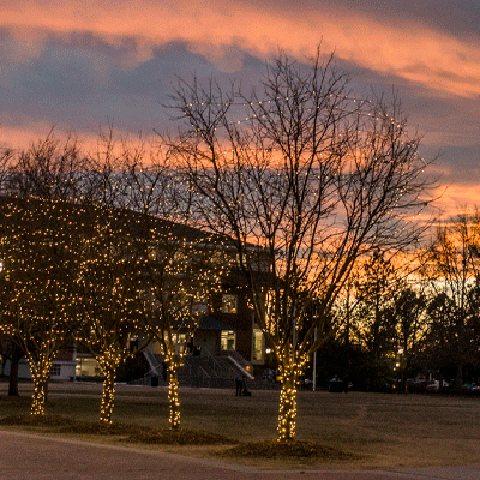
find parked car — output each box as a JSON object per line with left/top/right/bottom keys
{"left": 408, "top": 378, "right": 430, "bottom": 394}
{"left": 425, "top": 380, "right": 450, "bottom": 392}
{"left": 328, "top": 376, "right": 345, "bottom": 392}
{"left": 462, "top": 383, "right": 480, "bottom": 395}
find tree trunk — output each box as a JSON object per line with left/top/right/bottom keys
{"left": 100, "top": 363, "right": 116, "bottom": 424}
{"left": 8, "top": 347, "right": 22, "bottom": 397}
{"left": 28, "top": 355, "right": 52, "bottom": 416}
{"left": 455, "top": 363, "right": 463, "bottom": 394}
{"left": 31, "top": 374, "right": 48, "bottom": 415}
{"left": 401, "top": 339, "right": 409, "bottom": 394}
{"left": 168, "top": 369, "right": 180, "bottom": 430}
{"left": 27, "top": 351, "right": 53, "bottom": 416}
{"left": 277, "top": 364, "right": 300, "bottom": 442}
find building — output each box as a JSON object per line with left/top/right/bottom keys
{"left": 0, "top": 196, "right": 270, "bottom": 383}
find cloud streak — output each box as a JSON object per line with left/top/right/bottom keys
{"left": 3, "top": 0, "right": 480, "bottom": 97}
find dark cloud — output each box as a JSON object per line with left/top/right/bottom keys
{"left": 0, "top": 34, "right": 265, "bottom": 141}
{"left": 1, "top": 0, "right": 480, "bottom": 211}
{"left": 250, "top": 0, "right": 480, "bottom": 39}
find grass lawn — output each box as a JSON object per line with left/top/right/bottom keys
{"left": 1, "top": 382, "right": 480, "bottom": 470}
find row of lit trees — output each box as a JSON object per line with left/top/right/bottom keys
{"left": 0, "top": 49, "right": 437, "bottom": 442}
{"left": 0, "top": 132, "right": 224, "bottom": 426}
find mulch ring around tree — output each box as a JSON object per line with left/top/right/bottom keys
{"left": 0, "top": 415, "right": 237, "bottom": 445}
{"left": 216, "top": 440, "right": 357, "bottom": 462}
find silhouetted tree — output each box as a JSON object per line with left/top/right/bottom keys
{"left": 421, "top": 213, "right": 480, "bottom": 391}
{"left": 170, "top": 49, "right": 435, "bottom": 441}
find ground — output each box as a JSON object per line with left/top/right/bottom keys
{"left": 1, "top": 382, "right": 480, "bottom": 471}
{"left": 1, "top": 430, "right": 480, "bottom": 480}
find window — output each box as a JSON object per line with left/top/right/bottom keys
{"left": 49, "top": 364, "right": 61, "bottom": 377}
{"left": 222, "top": 294, "right": 238, "bottom": 314}
{"left": 221, "top": 330, "right": 235, "bottom": 351}
{"left": 192, "top": 295, "right": 208, "bottom": 315}
{"left": 236, "top": 253, "right": 247, "bottom": 266}
{"left": 252, "top": 329, "right": 264, "bottom": 361}
{"left": 76, "top": 358, "right": 102, "bottom": 377}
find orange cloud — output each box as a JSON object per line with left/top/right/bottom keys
{"left": 3, "top": 1, "right": 480, "bottom": 97}
{"left": 432, "top": 184, "right": 480, "bottom": 216}
{"left": 0, "top": 123, "right": 152, "bottom": 153}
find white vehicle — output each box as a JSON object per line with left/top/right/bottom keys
{"left": 425, "top": 380, "right": 449, "bottom": 392}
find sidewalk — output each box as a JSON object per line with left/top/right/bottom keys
{"left": 0, "top": 430, "right": 478, "bottom": 480}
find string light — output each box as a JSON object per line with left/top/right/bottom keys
{"left": 0, "top": 69, "right": 433, "bottom": 442}
{"left": 75, "top": 205, "right": 145, "bottom": 425}
{"left": 143, "top": 215, "right": 224, "bottom": 431}
{"left": 0, "top": 197, "right": 75, "bottom": 416}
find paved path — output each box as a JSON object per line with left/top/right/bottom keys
{"left": 1, "top": 430, "right": 479, "bottom": 480}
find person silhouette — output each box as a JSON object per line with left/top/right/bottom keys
{"left": 235, "top": 376, "right": 243, "bottom": 396}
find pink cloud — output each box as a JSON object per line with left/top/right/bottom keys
{"left": 3, "top": 0, "right": 480, "bottom": 96}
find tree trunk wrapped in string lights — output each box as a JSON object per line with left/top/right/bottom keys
{"left": 171, "top": 48, "right": 437, "bottom": 442}
{"left": 28, "top": 353, "right": 54, "bottom": 416}
{"left": 154, "top": 335, "right": 187, "bottom": 431}
{"left": 98, "top": 351, "right": 123, "bottom": 424}
{"left": 276, "top": 347, "right": 308, "bottom": 441}
{"left": 168, "top": 368, "right": 181, "bottom": 429}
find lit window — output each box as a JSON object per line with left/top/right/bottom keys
{"left": 221, "top": 330, "right": 235, "bottom": 350}
{"left": 252, "top": 329, "right": 264, "bottom": 361}
{"left": 222, "top": 294, "right": 238, "bottom": 313}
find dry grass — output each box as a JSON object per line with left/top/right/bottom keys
{"left": 1, "top": 382, "right": 480, "bottom": 469}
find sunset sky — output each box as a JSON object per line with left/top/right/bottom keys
{"left": 1, "top": 0, "right": 480, "bottom": 214}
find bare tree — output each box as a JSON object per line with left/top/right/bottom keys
{"left": 0, "top": 145, "right": 14, "bottom": 195}
{"left": 0, "top": 197, "right": 82, "bottom": 414}
{"left": 74, "top": 204, "right": 147, "bottom": 424}
{"left": 352, "top": 253, "right": 400, "bottom": 389}
{"left": 393, "top": 285, "right": 426, "bottom": 392}
{"left": 143, "top": 223, "right": 220, "bottom": 430}
{"left": 0, "top": 133, "right": 86, "bottom": 412}
{"left": 6, "top": 130, "right": 85, "bottom": 201}
{"left": 421, "top": 212, "right": 480, "bottom": 391}
{"left": 72, "top": 133, "right": 152, "bottom": 425}
{"left": 123, "top": 144, "right": 223, "bottom": 431}
{"left": 169, "top": 50, "right": 435, "bottom": 441}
